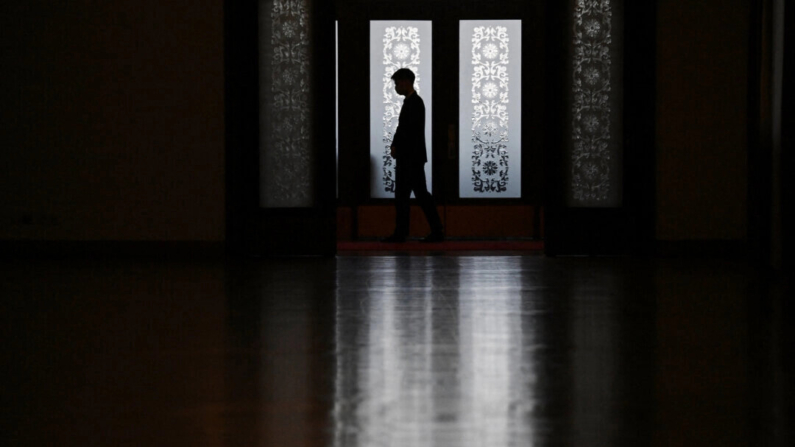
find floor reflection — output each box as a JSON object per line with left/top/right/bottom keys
{"left": 224, "top": 258, "right": 336, "bottom": 447}
{"left": 332, "top": 256, "right": 659, "bottom": 447}
{"left": 2, "top": 255, "right": 791, "bottom": 446}
{"left": 335, "top": 257, "right": 495, "bottom": 445}
{"left": 337, "top": 257, "right": 559, "bottom": 446}
{"left": 334, "top": 256, "right": 443, "bottom": 446}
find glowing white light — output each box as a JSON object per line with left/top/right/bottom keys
{"left": 369, "top": 21, "right": 433, "bottom": 199}
{"left": 459, "top": 20, "right": 522, "bottom": 198}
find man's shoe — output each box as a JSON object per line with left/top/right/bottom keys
{"left": 381, "top": 234, "right": 406, "bottom": 243}
{"left": 420, "top": 232, "right": 444, "bottom": 243}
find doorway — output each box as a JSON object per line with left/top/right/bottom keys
{"left": 335, "top": 1, "right": 546, "bottom": 246}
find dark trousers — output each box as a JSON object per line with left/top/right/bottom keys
{"left": 394, "top": 163, "right": 443, "bottom": 236}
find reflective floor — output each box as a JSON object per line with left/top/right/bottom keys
{"left": 1, "top": 255, "right": 792, "bottom": 446}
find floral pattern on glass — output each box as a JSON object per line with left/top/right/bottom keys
{"left": 381, "top": 27, "right": 422, "bottom": 193}
{"left": 471, "top": 26, "right": 510, "bottom": 193}
{"left": 266, "top": 0, "right": 313, "bottom": 207}
{"left": 572, "top": 0, "right": 612, "bottom": 202}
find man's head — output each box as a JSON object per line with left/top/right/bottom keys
{"left": 391, "top": 68, "right": 415, "bottom": 96}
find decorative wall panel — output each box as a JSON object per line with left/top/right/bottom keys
{"left": 567, "top": 0, "right": 623, "bottom": 207}
{"left": 459, "top": 20, "right": 522, "bottom": 199}
{"left": 259, "top": 0, "right": 315, "bottom": 208}
{"left": 369, "top": 21, "right": 433, "bottom": 199}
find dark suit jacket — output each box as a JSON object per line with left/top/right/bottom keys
{"left": 391, "top": 92, "right": 427, "bottom": 165}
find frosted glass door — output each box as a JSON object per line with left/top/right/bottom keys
{"left": 369, "top": 21, "right": 433, "bottom": 199}
{"left": 459, "top": 20, "right": 522, "bottom": 198}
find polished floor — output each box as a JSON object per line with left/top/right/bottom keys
{"left": 1, "top": 255, "right": 792, "bottom": 446}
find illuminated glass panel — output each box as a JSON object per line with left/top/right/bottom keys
{"left": 459, "top": 20, "right": 522, "bottom": 198}
{"left": 369, "top": 21, "right": 433, "bottom": 198}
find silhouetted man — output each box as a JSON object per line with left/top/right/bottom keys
{"left": 382, "top": 68, "right": 444, "bottom": 243}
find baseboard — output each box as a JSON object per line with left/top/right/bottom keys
{"left": 0, "top": 240, "right": 227, "bottom": 259}
{"left": 655, "top": 239, "right": 748, "bottom": 258}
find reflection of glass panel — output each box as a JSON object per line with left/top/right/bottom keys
{"left": 456, "top": 257, "right": 530, "bottom": 443}
{"left": 259, "top": 0, "right": 314, "bottom": 208}
{"left": 459, "top": 21, "right": 522, "bottom": 198}
{"left": 571, "top": 268, "right": 618, "bottom": 446}
{"left": 369, "top": 21, "right": 433, "bottom": 198}
{"left": 334, "top": 257, "right": 434, "bottom": 446}
{"left": 333, "top": 256, "right": 537, "bottom": 446}
{"left": 568, "top": 0, "right": 623, "bottom": 207}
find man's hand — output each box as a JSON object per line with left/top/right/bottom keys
{"left": 390, "top": 145, "right": 397, "bottom": 158}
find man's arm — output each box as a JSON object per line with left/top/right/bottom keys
{"left": 408, "top": 98, "right": 425, "bottom": 141}
{"left": 390, "top": 102, "right": 408, "bottom": 159}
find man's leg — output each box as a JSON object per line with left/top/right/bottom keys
{"left": 409, "top": 164, "right": 443, "bottom": 235}
{"left": 393, "top": 164, "right": 411, "bottom": 237}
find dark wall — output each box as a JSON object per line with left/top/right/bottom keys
{"left": 784, "top": 0, "right": 795, "bottom": 272}
{"left": 1, "top": 1, "right": 225, "bottom": 241}
{"left": 655, "top": 0, "right": 750, "bottom": 241}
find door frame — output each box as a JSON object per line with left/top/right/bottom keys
{"left": 336, "top": 1, "right": 546, "bottom": 240}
